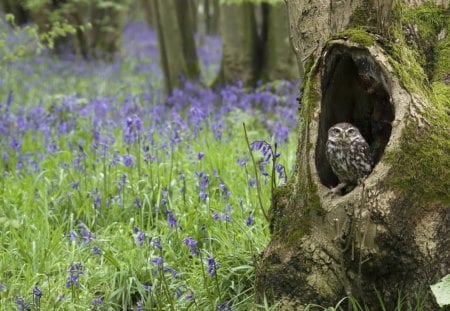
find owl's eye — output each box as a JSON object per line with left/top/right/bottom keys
{"left": 331, "top": 128, "right": 341, "bottom": 135}
{"left": 347, "top": 128, "right": 356, "bottom": 135}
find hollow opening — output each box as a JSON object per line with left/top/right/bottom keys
{"left": 316, "top": 46, "right": 394, "bottom": 189}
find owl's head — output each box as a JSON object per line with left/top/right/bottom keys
{"left": 327, "top": 122, "right": 362, "bottom": 143}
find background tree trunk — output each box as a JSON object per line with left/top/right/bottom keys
{"left": 1, "top": 0, "right": 29, "bottom": 25}
{"left": 260, "top": 2, "right": 301, "bottom": 81}
{"left": 215, "top": 2, "right": 299, "bottom": 86}
{"left": 215, "top": 2, "right": 259, "bottom": 86}
{"left": 152, "top": 0, "right": 200, "bottom": 95}
{"left": 256, "top": 0, "right": 449, "bottom": 309}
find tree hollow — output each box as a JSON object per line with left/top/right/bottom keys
{"left": 315, "top": 45, "right": 394, "bottom": 188}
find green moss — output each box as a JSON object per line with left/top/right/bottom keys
{"left": 433, "top": 16, "right": 450, "bottom": 82}
{"left": 337, "top": 27, "right": 375, "bottom": 46}
{"left": 395, "top": 2, "right": 449, "bottom": 80}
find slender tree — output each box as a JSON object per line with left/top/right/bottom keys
{"left": 256, "top": 0, "right": 449, "bottom": 309}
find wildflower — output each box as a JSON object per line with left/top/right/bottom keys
{"left": 167, "top": 212, "right": 178, "bottom": 229}
{"left": 143, "top": 284, "right": 152, "bottom": 291}
{"left": 136, "top": 231, "right": 147, "bottom": 247}
{"left": 66, "top": 262, "right": 84, "bottom": 288}
{"left": 185, "top": 290, "right": 195, "bottom": 302}
{"left": 218, "top": 301, "right": 233, "bottom": 311}
{"left": 91, "top": 297, "right": 103, "bottom": 306}
{"left": 78, "top": 221, "right": 95, "bottom": 244}
{"left": 207, "top": 255, "right": 219, "bottom": 277}
{"left": 70, "top": 181, "right": 79, "bottom": 189}
{"left": 134, "top": 197, "right": 141, "bottom": 208}
{"left": 236, "top": 158, "right": 247, "bottom": 167}
{"left": 150, "top": 257, "right": 163, "bottom": 267}
{"left": 135, "top": 301, "right": 144, "bottom": 311}
{"left": 15, "top": 296, "right": 30, "bottom": 311}
{"left": 249, "top": 178, "right": 256, "bottom": 187}
{"left": 182, "top": 237, "right": 199, "bottom": 256}
{"left": 175, "top": 287, "right": 183, "bottom": 299}
{"left": 152, "top": 237, "right": 162, "bottom": 250}
{"left": 197, "top": 151, "right": 204, "bottom": 160}
{"left": 94, "top": 195, "right": 101, "bottom": 208}
{"left": 123, "top": 154, "right": 134, "bottom": 167}
{"left": 33, "top": 284, "right": 43, "bottom": 304}
{"left": 0, "top": 283, "right": 5, "bottom": 291}
{"left": 92, "top": 245, "right": 101, "bottom": 255}
{"left": 246, "top": 213, "right": 254, "bottom": 226}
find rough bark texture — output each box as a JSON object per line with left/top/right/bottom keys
{"left": 261, "top": 2, "right": 301, "bottom": 80}
{"left": 256, "top": 1, "right": 449, "bottom": 309}
{"left": 152, "top": 0, "right": 200, "bottom": 95}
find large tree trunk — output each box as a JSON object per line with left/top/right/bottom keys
{"left": 256, "top": 0, "right": 449, "bottom": 309}
{"left": 152, "top": 0, "right": 200, "bottom": 95}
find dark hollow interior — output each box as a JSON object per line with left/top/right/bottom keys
{"left": 316, "top": 46, "right": 394, "bottom": 188}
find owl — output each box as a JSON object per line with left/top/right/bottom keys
{"left": 325, "top": 122, "right": 372, "bottom": 193}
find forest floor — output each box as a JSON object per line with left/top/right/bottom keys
{"left": 0, "top": 20, "right": 300, "bottom": 310}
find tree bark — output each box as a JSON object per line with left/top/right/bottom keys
{"left": 256, "top": 0, "right": 449, "bottom": 309}
{"left": 215, "top": 2, "right": 259, "bottom": 86}
{"left": 260, "top": 2, "right": 301, "bottom": 80}
{"left": 152, "top": 0, "right": 200, "bottom": 95}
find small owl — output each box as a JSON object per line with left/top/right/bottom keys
{"left": 325, "top": 122, "right": 372, "bottom": 193}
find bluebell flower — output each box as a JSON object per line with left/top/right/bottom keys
{"left": 33, "top": 284, "right": 43, "bottom": 304}
{"left": 123, "top": 154, "right": 134, "bottom": 167}
{"left": 70, "top": 181, "right": 79, "bottom": 189}
{"left": 135, "top": 301, "right": 144, "bottom": 311}
{"left": 207, "top": 255, "right": 219, "bottom": 277}
{"left": 197, "top": 151, "right": 204, "bottom": 160}
{"left": 91, "top": 297, "right": 103, "bottom": 306}
{"left": 93, "top": 245, "right": 101, "bottom": 255}
{"left": 167, "top": 212, "right": 178, "bottom": 229}
{"left": 218, "top": 300, "right": 233, "bottom": 311}
{"left": 151, "top": 257, "right": 163, "bottom": 267}
{"left": 246, "top": 214, "right": 254, "bottom": 226}
{"left": 66, "top": 262, "right": 84, "bottom": 288}
{"left": 0, "top": 283, "right": 5, "bottom": 291}
{"left": 136, "top": 231, "right": 146, "bottom": 247}
{"left": 236, "top": 158, "right": 247, "bottom": 167}
{"left": 182, "top": 237, "right": 199, "bottom": 256}
{"left": 15, "top": 296, "right": 29, "bottom": 311}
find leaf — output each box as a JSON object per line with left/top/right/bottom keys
{"left": 430, "top": 274, "right": 450, "bottom": 307}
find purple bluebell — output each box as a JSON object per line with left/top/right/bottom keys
{"left": 123, "top": 154, "right": 134, "bottom": 167}
{"left": 78, "top": 221, "right": 95, "bottom": 244}
{"left": 236, "top": 158, "right": 247, "bottom": 167}
{"left": 182, "top": 237, "right": 199, "bottom": 256}
{"left": 246, "top": 214, "right": 254, "bottom": 226}
{"left": 15, "top": 296, "right": 30, "bottom": 311}
{"left": 167, "top": 212, "right": 178, "bottom": 229}
{"left": 197, "top": 151, "right": 204, "bottom": 160}
{"left": 33, "top": 284, "right": 43, "bottom": 304}
{"left": 70, "top": 181, "right": 79, "bottom": 189}
{"left": 66, "top": 262, "right": 84, "bottom": 288}
{"left": 150, "top": 257, "right": 163, "bottom": 267}
{"left": 91, "top": 297, "right": 103, "bottom": 306}
{"left": 92, "top": 245, "right": 101, "bottom": 255}
{"left": 207, "top": 255, "right": 219, "bottom": 277}
{"left": 218, "top": 301, "right": 233, "bottom": 311}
